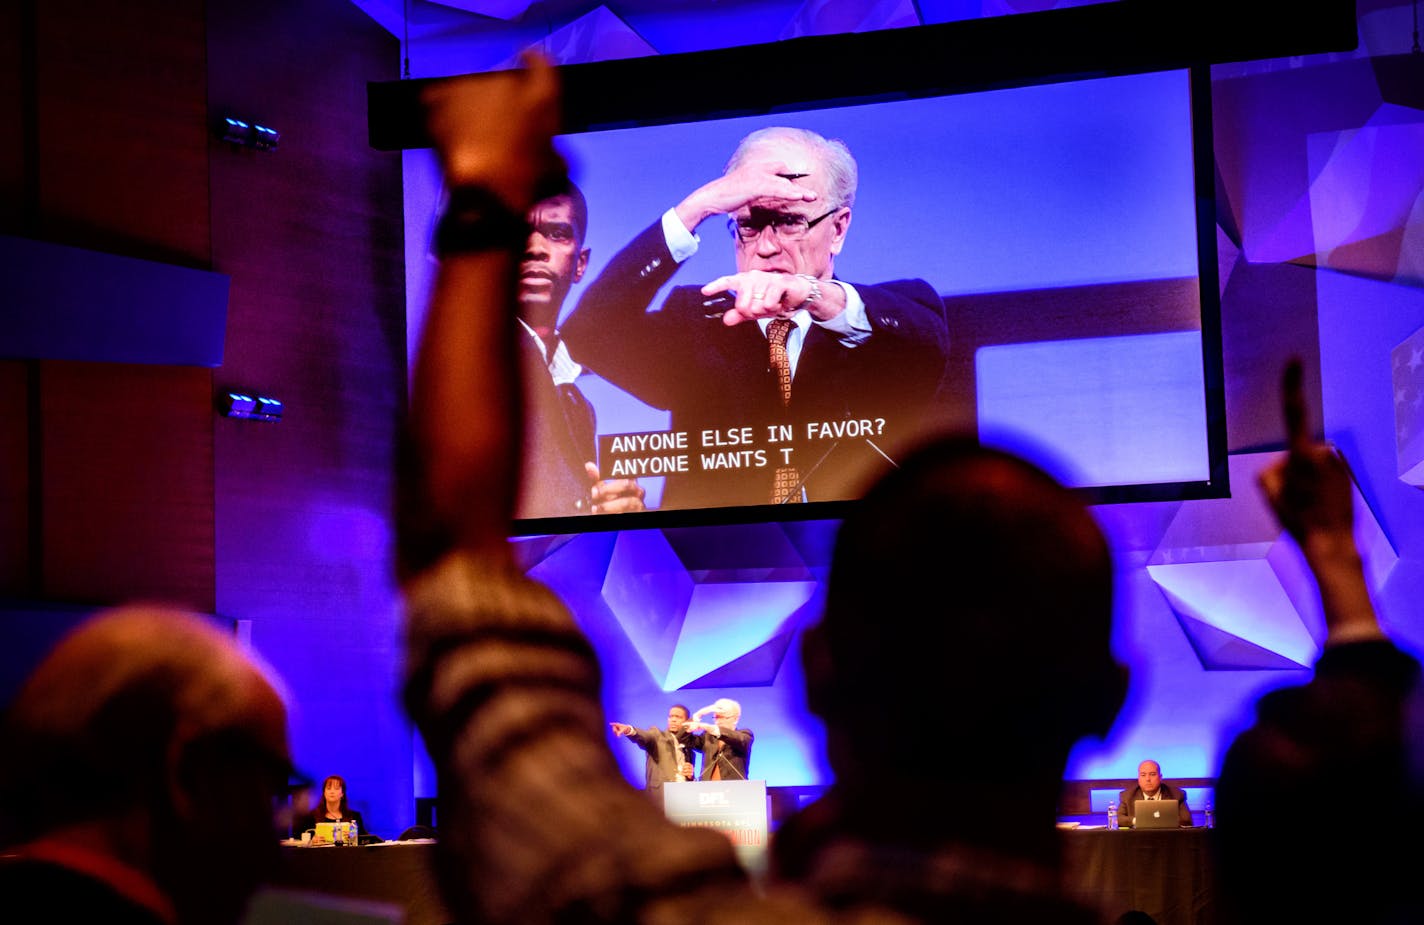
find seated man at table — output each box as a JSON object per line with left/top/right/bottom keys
{"left": 1117, "top": 759, "right": 1192, "bottom": 828}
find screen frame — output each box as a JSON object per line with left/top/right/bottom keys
{"left": 371, "top": 0, "right": 1356, "bottom": 535}
{"left": 514, "top": 64, "right": 1227, "bottom": 536}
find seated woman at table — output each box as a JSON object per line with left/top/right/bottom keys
{"left": 1117, "top": 759, "right": 1193, "bottom": 827}
{"left": 300, "top": 775, "right": 366, "bottom": 841}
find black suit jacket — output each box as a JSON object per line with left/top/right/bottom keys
{"left": 1117, "top": 781, "right": 1192, "bottom": 827}
{"left": 693, "top": 725, "right": 754, "bottom": 781}
{"left": 624, "top": 725, "right": 697, "bottom": 799}
{"left": 562, "top": 221, "right": 950, "bottom": 510}
{"left": 516, "top": 332, "right": 598, "bottom": 519}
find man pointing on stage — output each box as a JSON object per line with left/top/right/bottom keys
{"left": 609, "top": 704, "right": 697, "bottom": 800}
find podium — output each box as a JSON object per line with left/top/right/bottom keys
{"left": 662, "top": 779, "right": 769, "bottom": 876}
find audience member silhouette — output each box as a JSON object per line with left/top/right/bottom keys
{"left": 1214, "top": 359, "right": 1423, "bottom": 925}
{"left": 0, "top": 606, "right": 292, "bottom": 925}
{"left": 397, "top": 52, "right": 1126, "bottom": 924}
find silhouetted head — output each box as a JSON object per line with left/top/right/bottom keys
{"left": 1, "top": 605, "right": 291, "bottom": 925}
{"left": 805, "top": 437, "right": 1124, "bottom": 787}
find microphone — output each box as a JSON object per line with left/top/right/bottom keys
{"left": 714, "top": 750, "right": 746, "bottom": 780}
{"left": 854, "top": 411, "right": 898, "bottom": 468}
{"left": 777, "top": 413, "right": 898, "bottom": 504}
{"left": 701, "top": 293, "right": 736, "bottom": 318}
{"left": 775, "top": 439, "right": 839, "bottom": 504}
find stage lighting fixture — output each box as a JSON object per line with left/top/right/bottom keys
{"left": 220, "top": 390, "right": 283, "bottom": 422}
{"left": 217, "top": 116, "right": 280, "bottom": 151}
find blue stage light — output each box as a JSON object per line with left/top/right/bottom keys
{"left": 220, "top": 390, "right": 282, "bottom": 421}
{"left": 217, "top": 116, "right": 280, "bottom": 151}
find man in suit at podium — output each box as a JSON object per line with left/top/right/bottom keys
{"left": 1117, "top": 759, "right": 1192, "bottom": 828}
{"left": 609, "top": 704, "right": 697, "bottom": 800}
{"left": 685, "top": 698, "right": 754, "bottom": 781}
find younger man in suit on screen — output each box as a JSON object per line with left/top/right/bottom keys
{"left": 502, "top": 181, "right": 645, "bottom": 519}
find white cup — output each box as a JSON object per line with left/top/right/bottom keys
{"left": 301, "top": 830, "right": 313, "bottom": 846}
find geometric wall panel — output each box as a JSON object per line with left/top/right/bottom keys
{"left": 1170, "top": 605, "right": 1314, "bottom": 670}
{"left": 1149, "top": 559, "right": 1321, "bottom": 669}
{"left": 535, "top": 6, "right": 657, "bottom": 65}
{"left": 1146, "top": 450, "right": 1398, "bottom": 670}
{"left": 491, "top": 5, "right": 656, "bottom": 68}
{"left": 663, "top": 581, "right": 812, "bottom": 688}
{"left": 1395, "top": 323, "right": 1424, "bottom": 486}
{"left": 597, "top": 526, "right": 818, "bottom": 691}
{"left": 779, "top": 0, "right": 920, "bottom": 40}
{"left": 1306, "top": 113, "right": 1424, "bottom": 286}
{"left": 682, "top": 623, "right": 801, "bottom": 689}
{"left": 512, "top": 519, "right": 840, "bottom": 786}
{"left": 600, "top": 529, "right": 696, "bottom": 687}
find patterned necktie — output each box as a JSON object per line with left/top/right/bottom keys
{"left": 767, "top": 318, "right": 802, "bottom": 503}
{"left": 767, "top": 317, "right": 794, "bottom": 407}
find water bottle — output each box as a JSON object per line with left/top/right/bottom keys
{"left": 334, "top": 821, "right": 346, "bottom": 845}
{"left": 348, "top": 818, "right": 359, "bottom": 845}
{"left": 1107, "top": 799, "right": 1119, "bottom": 831}
{"left": 1204, "top": 802, "right": 1214, "bottom": 829}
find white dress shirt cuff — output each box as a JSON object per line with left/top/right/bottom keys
{"left": 662, "top": 208, "right": 699, "bottom": 264}
{"left": 813, "top": 281, "right": 870, "bottom": 346}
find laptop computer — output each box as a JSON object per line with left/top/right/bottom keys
{"left": 1133, "top": 798, "right": 1180, "bottom": 829}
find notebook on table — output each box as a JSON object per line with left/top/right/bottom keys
{"left": 1133, "top": 798, "right": 1180, "bottom": 829}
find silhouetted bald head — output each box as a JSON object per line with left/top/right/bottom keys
{"left": 806, "top": 438, "right": 1123, "bottom": 780}
{"left": 1, "top": 605, "right": 290, "bottom": 925}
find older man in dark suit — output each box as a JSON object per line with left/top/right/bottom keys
{"left": 561, "top": 126, "right": 950, "bottom": 511}
{"left": 685, "top": 698, "right": 754, "bottom": 782}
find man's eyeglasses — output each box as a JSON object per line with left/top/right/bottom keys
{"left": 728, "top": 207, "right": 841, "bottom": 243}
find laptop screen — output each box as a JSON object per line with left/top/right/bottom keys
{"left": 1134, "top": 798, "right": 1180, "bottom": 829}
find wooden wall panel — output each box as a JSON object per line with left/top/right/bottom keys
{"left": 2, "top": 0, "right": 217, "bottom": 612}
{"left": 0, "top": 0, "right": 27, "bottom": 233}
{"left": 40, "top": 361, "right": 215, "bottom": 610}
{"left": 0, "top": 363, "right": 31, "bottom": 595}
{"left": 2, "top": 4, "right": 34, "bottom": 599}
{"left": 34, "top": 0, "right": 211, "bottom": 264}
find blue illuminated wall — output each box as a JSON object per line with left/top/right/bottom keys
{"left": 9, "top": 0, "right": 1420, "bottom": 850}
{"left": 399, "top": 0, "right": 1424, "bottom": 800}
